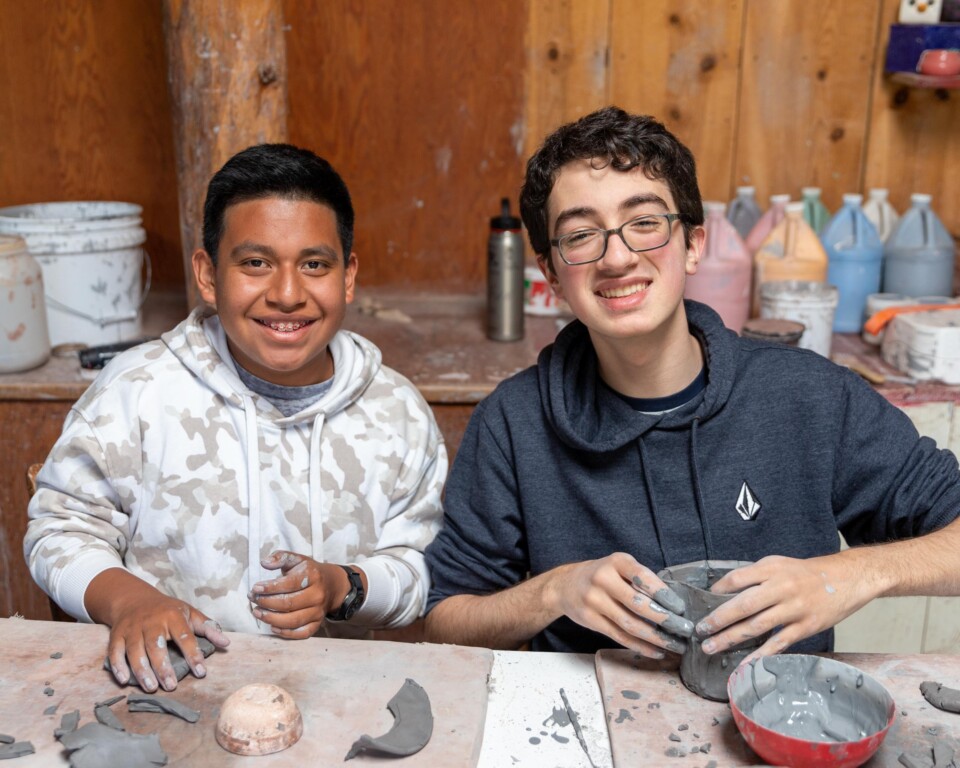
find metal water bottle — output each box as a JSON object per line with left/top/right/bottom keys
{"left": 487, "top": 198, "right": 524, "bottom": 341}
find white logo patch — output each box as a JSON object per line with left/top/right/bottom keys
{"left": 736, "top": 482, "right": 761, "bottom": 521}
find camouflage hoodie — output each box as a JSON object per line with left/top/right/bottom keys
{"left": 25, "top": 308, "right": 447, "bottom": 637}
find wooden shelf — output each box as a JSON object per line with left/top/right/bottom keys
{"left": 889, "top": 71, "right": 960, "bottom": 88}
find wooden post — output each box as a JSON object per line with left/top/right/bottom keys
{"left": 162, "top": 0, "right": 288, "bottom": 307}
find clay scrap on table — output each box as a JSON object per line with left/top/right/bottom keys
{"left": 103, "top": 636, "right": 216, "bottom": 689}
{"left": 899, "top": 743, "right": 957, "bottom": 768}
{"left": 921, "top": 681, "right": 960, "bottom": 715}
{"left": 94, "top": 704, "right": 125, "bottom": 732}
{"left": 0, "top": 741, "right": 35, "bottom": 759}
{"left": 58, "top": 722, "right": 167, "bottom": 768}
{"left": 54, "top": 710, "right": 80, "bottom": 740}
{"left": 128, "top": 694, "right": 200, "bottom": 724}
{"left": 345, "top": 678, "right": 433, "bottom": 760}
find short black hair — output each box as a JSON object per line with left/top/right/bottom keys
{"left": 520, "top": 106, "right": 703, "bottom": 270}
{"left": 202, "top": 143, "right": 354, "bottom": 264}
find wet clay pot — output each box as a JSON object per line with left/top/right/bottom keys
{"left": 658, "top": 560, "right": 771, "bottom": 702}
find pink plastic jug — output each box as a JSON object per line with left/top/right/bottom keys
{"left": 685, "top": 202, "right": 752, "bottom": 331}
{"left": 753, "top": 201, "right": 829, "bottom": 316}
{"left": 745, "top": 194, "right": 790, "bottom": 255}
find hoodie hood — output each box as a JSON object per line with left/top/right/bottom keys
{"left": 538, "top": 300, "right": 738, "bottom": 452}
{"left": 163, "top": 307, "right": 382, "bottom": 423}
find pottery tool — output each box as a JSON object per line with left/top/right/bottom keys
{"left": 560, "top": 687, "right": 596, "bottom": 768}
{"left": 863, "top": 302, "right": 960, "bottom": 337}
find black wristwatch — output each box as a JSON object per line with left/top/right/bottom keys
{"left": 326, "top": 565, "right": 365, "bottom": 622}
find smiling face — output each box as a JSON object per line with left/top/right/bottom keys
{"left": 193, "top": 196, "right": 358, "bottom": 387}
{"left": 541, "top": 160, "right": 704, "bottom": 354}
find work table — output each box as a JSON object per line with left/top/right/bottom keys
{"left": 1, "top": 618, "right": 957, "bottom": 767}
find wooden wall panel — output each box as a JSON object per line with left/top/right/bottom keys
{"left": 609, "top": 0, "right": 745, "bottom": 203}
{"left": 733, "top": 0, "right": 882, "bottom": 211}
{"left": 284, "top": 0, "right": 528, "bottom": 291}
{"left": 0, "top": 1, "right": 183, "bottom": 291}
{"left": 864, "top": 0, "right": 960, "bottom": 240}
{"left": 524, "top": 0, "right": 611, "bottom": 158}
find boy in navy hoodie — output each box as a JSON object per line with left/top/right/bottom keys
{"left": 423, "top": 106, "right": 960, "bottom": 659}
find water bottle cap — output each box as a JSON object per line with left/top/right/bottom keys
{"left": 843, "top": 193, "right": 863, "bottom": 205}
{"left": 490, "top": 197, "right": 521, "bottom": 230}
{"left": 910, "top": 193, "right": 932, "bottom": 206}
{"left": 868, "top": 188, "right": 889, "bottom": 201}
{"left": 785, "top": 201, "right": 805, "bottom": 214}
{"left": 736, "top": 186, "right": 755, "bottom": 196}
{"left": 770, "top": 194, "right": 791, "bottom": 205}
{"left": 801, "top": 187, "right": 822, "bottom": 197}
{"left": 703, "top": 201, "right": 726, "bottom": 215}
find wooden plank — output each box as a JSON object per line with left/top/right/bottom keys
{"left": 284, "top": 0, "right": 526, "bottom": 291}
{"left": 0, "top": 1, "right": 182, "bottom": 291}
{"left": 863, "top": 0, "right": 960, "bottom": 241}
{"left": 597, "top": 649, "right": 960, "bottom": 767}
{"left": 609, "top": 0, "right": 745, "bottom": 203}
{"left": 0, "top": 619, "right": 492, "bottom": 766}
{"left": 524, "top": 0, "right": 611, "bottom": 156}
{"left": 163, "top": 0, "right": 289, "bottom": 307}
{"left": 733, "top": 0, "right": 882, "bottom": 211}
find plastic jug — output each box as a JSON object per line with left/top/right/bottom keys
{"left": 0, "top": 235, "right": 51, "bottom": 372}
{"left": 685, "top": 201, "right": 752, "bottom": 331}
{"left": 823, "top": 194, "right": 884, "bottom": 333}
{"left": 726, "top": 186, "right": 763, "bottom": 241}
{"left": 882, "top": 193, "right": 955, "bottom": 298}
{"left": 745, "top": 194, "right": 790, "bottom": 255}
{"left": 862, "top": 189, "right": 900, "bottom": 243}
{"left": 753, "top": 202, "right": 829, "bottom": 316}
{"left": 801, "top": 187, "right": 831, "bottom": 234}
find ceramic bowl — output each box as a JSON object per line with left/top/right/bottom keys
{"left": 215, "top": 683, "right": 303, "bottom": 756}
{"left": 917, "top": 49, "right": 960, "bottom": 77}
{"left": 727, "top": 654, "right": 895, "bottom": 768}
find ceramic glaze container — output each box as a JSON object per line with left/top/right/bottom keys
{"left": 823, "top": 194, "right": 883, "bottom": 333}
{"left": 658, "top": 560, "right": 770, "bottom": 702}
{"left": 0, "top": 234, "right": 51, "bottom": 372}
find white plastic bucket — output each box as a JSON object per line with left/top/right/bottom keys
{"left": 760, "top": 280, "right": 838, "bottom": 357}
{"left": 0, "top": 202, "right": 150, "bottom": 346}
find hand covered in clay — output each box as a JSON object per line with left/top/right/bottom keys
{"left": 548, "top": 552, "right": 694, "bottom": 658}
{"left": 695, "top": 554, "right": 876, "bottom": 661}
{"left": 250, "top": 551, "right": 362, "bottom": 639}
{"left": 89, "top": 569, "right": 230, "bottom": 693}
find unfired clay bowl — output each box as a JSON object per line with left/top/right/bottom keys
{"left": 728, "top": 654, "right": 895, "bottom": 768}
{"left": 917, "top": 49, "right": 960, "bottom": 76}
{"left": 215, "top": 683, "right": 304, "bottom": 756}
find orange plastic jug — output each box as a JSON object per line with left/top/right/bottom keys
{"left": 745, "top": 194, "right": 790, "bottom": 255}
{"left": 753, "top": 202, "right": 828, "bottom": 316}
{"left": 685, "top": 201, "right": 752, "bottom": 331}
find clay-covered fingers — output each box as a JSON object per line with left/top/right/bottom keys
{"left": 623, "top": 561, "right": 693, "bottom": 642}
{"left": 255, "top": 607, "right": 322, "bottom": 639}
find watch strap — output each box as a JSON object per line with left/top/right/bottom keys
{"left": 326, "top": 565, "right": 365, "bottom": 622}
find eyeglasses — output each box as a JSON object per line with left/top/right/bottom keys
{"left": 550, "top": 213, "right": 683, "bottom": 266}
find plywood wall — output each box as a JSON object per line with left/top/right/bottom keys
{"left": 0, "top": 0, "right": 956, "bottom": 297}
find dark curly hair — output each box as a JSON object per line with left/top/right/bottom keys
{"left": 520, "top": 106, "right": 703, "bottom": 269}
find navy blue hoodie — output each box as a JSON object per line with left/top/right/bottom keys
{"left": 425, "top": 301, "right": 960, "bottom": 653}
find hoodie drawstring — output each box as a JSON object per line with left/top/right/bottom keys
{"left": 309, "top": 412, "right": 326, "bottom": 562}
{"left": 637, "top": 439, "right": 670, "bottom": 565}
{"left": 243, "top": 396, "right": 261, "bottom": 593}
{"left": 689, "top": 418, "right": 715, "bottom": 561}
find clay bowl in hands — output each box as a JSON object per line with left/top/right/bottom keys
{"left": 215, "top": 683, "right": 303, "bottom": 756}
{"left": 727, "top": 654, "right": 895, "bottom": 768}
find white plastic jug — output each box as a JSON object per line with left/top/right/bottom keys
{"left": 0, "top": 235, "right": 51, "bottom": 372}
{"left": 862, "top": 189, "right": 900, "bottom": 243}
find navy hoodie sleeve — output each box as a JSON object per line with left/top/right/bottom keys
{"left": 832, "top": 370, "right": 960, "bottom": 544}
{"left": 425, "top": 396, "right": 527, "bottom": 610}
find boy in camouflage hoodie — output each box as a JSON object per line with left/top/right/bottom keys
{"left": 25, "top": 144, "right": 447, "bottom": 693}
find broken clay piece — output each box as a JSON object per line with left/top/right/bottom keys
{"left": 921, "top": 681, "right": 960, "bottom": 715}
{"left": 215, "top": 683, "right": 302, "bottom": 756}
{"left": 58, "top": 722, "right": 167, "bottom": 768}
{"left": 103, "top": 635, "right": 216, "bottom": 689}
{"left": 0, "top": 741, "right": 35, "bottom": 759}
{"left": 128, "top": 694, "right": 200, "bottom": 724}
{"left": 345, "top": 678, "right": 433, "bottom": 760}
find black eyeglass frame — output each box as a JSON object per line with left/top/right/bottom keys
{"left": 549, "top": 212, "right": 683, "bottom": 266}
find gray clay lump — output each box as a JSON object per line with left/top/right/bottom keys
{"left": 345, "top": 678, "right": 433, "bottom": 760}
{"left": 103, "top": 635, "right": 216, "bottom": 689}
{"left": 920, "top": 681, "right": 960, "bottom": 714}
{"left": 58, "top": 722, "right": 167, "bottom": 768}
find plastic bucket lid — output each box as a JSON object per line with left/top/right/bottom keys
{"left": 0, "top": 202, "right": 142, "bottom": 234}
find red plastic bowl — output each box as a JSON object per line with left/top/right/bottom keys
{"left": 727, "top": 655, "right": 896, "bottom": 768}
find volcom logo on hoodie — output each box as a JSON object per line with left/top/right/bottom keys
{"left": 736, "top": 482, "right": 761, "bottom": 521}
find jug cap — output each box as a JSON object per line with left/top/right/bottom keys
{"left": 785, "top": 201, "right": 805, "bottom": 214}
{"left": 910, "top": 193, "right": 932, "bottom": 206}
{"left": 703, "top": 201, "right": 726, "bottom": 215}
{"left": 736, "top": 185, "right": 755, "bottom": 195}
{"left": 842, "top": 193, "right": 864, "bottom": 206}
{"left": 868, "top": 188, "right": 889, "bottom": 200}
{"left": 770, "top": 193, "right": 791, "bottom": 205}
{"left": 801, "top": 187, "right": 822, "bottom": 197}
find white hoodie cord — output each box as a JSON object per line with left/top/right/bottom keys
{"left": 309, "top": 412, "right": 326, "bottom": 562}
{"left": 244, "top": 396, "right": 262, "bottom": 593}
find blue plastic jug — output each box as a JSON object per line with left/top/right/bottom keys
{"left": 882, "top": 193, "right": 956, "bottom": 298}
{"left": 823, "top": 194, "right": 883, "bottom": 332}
{"left": 727, "top": 186, "right": 763, "bottom": 241}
